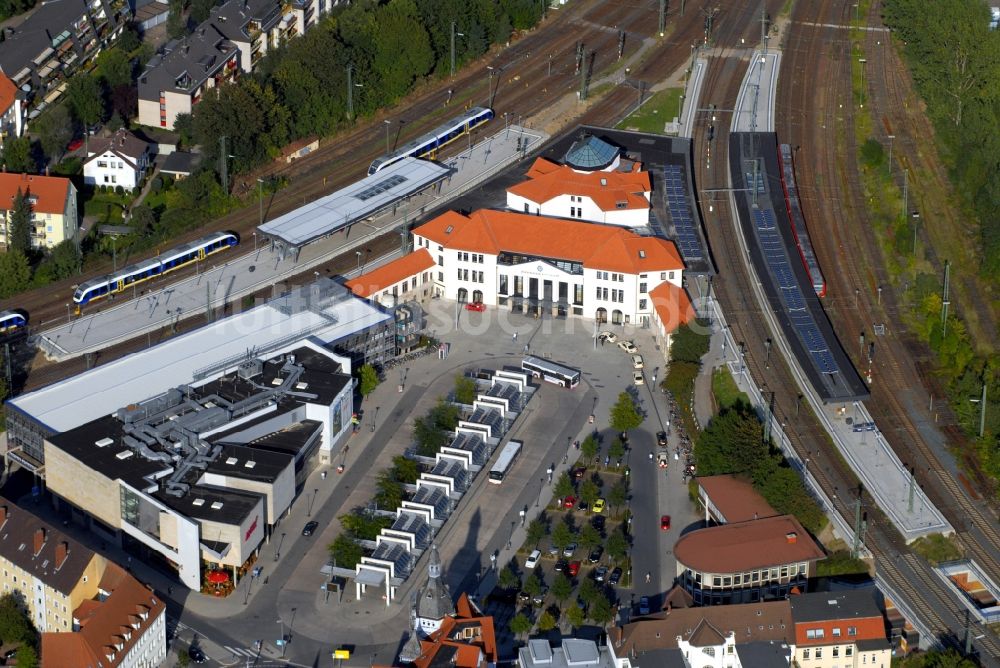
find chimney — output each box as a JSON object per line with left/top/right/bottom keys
{"left": 34, "top": 527, "right": 46, "bottom": 554}
{"left": 786, "top": 532, "right": 798, "bottom": 544}
{"left": 55, "top": 541, "right": 69, "bottom": 568}
{"left": 0, "top": 505, "right": 7, "bottom": 525}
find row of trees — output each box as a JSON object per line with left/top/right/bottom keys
{"left": 694, "top": 402, "right": 826, "bottom": 533}
{"left": 181, "top": 0, "right": 546, "bottom": 180}
{"left": 882, "top": 0, "right": 1000, "bottom": 272}
{"left": 0, "top": 593, "right": 39, "bottom": 667}
{"left": 662, "top": 321, "right": 711, "bottom": 435}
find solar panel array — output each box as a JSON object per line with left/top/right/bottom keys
{"left": 751, "top": 207, "right": 838, "bottom": 375}
{"left": 663, "top": 164, "right": 704, "bottom": 262}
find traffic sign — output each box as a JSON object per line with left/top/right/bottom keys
{"left": 333, "top": 649, "right": 351, "bottom": 659}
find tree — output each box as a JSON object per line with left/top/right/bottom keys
{"left": 33, "top": 105, "right": 72, "bottom": 162}
{"left": 589, "top": 594, "right": 614, "bottom": 627}
{"left": 578, "top": 525, "right": 601, "bottom": 550}
{"left": 565, "top": 604, "right": 585, "bottom": 629}
{"left": 65, "top": 74, "right": 105, "bottom": 127}
{"left": 130, "top": 204, "right": 156, "bottom": 236}
{"left": 606, "top": 530, "right": 629, "bottom": 562}
{"left": 509, "top": 612, "right": 532, "bottom": 638}
{"left": 896, "top": 649, "right": 977, "bottom": 668}
{"left": 581, "top": 433, "right": 599, "bottom": 464}
{"left": 526, "top": 518, "right": 548, "bottom": 548}
{"left": 46, "top": 240, "right": 80, "bottom": 280}
{"left": 117, "top": 25, "right": 141, "bottom": 53}
{"left": 328, "top": 535, "right": 364, "bottom": 568}
{"left": 454, "top": 374, "right": 477, "bottom": 404}
{"left": 374, "top": 473, "right": 404, "bottom": 509}
{"left": 577, "top": 578, "right": 600, "bottom": 606}
{"left": 694, "top": 402, "right": 773, "bottom": 481}
{"left": 537, "top": 609, "right": 557, "bottom": 631}
{"left": 579, "top": 480, "right": 600, "bottom": 507}
{"left": 608, "top": 437, "right": 625, "bottom": 463}
{"left": 550, "top": 520, "right": 574, "bottom": 551}
{"left": 1, "top": 136, "right": 34, "bottom": 173}
{"left": 608, "top": 479, "right": 628, "bottom": 515}
{"left": 0, "top": 252, "right": 31, "bottom": 298}
{"left": 551, "top": 573, "right": 573, "bottom": 604}
{"left": 7, "top": 189, "right": 32, "bottom": 255}
{"left": 391, "top": 455, "right": 420, "bottom": 484}
{"left": 109, "top": 84, "right": 138, "bottom": 120}
{"left": 15, "top": 644, "right": 38, "bottom": 668}
{"left": 430, "top": 400, "right": 460, "bottom": 430}
{"left": 358, "top": 363, "right": 379, "bottom": 398}
{"left": 95, "top": 48, "right": 133, "bottom": 88}
{"left": 669, "top": 320, "right": 711, "bottom": 363}
{"left": 167, "top": 0, "right": 188, "bottom": 39}
{"left": 522, "top": 572, "right": 542, "bottom": 597}
{"left": 610, "top": 391, "right": 643, "bottom": 433}
{"left": 339, "top": 510, "right": 392, "bottom": 541}
{"left": 413, "top": 415, "right": 448, "bottom": 457}
{"left": 498, "top": 565, "right": 520, "bottom": 591}
{"left": 554, "top": 472, "right": 575, "bottom": 501}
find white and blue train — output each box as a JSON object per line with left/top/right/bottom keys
{"left": 73, "top": 231, "right": 239, "bottom": 307}
{"left": 0, "top": 310, "right": 27, "bottom": 334}
{"left": 368, "top": 106, "right": 495, "bottom": 175}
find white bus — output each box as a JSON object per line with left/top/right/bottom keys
{"left": 521, "top": 356, "right": 581, "bottom": 389}
{"left": 488, "top": 440, "right": 523, "bottom": 484}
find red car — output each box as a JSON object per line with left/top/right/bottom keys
{"left": 67, "top": 138, "right": 84, "bottom": 152}
{"left": 660, "top": 515, "right": 671, "bottom": 531}
{"left": 562, "top": 495, "right": 576, "bottom": 509}
{"left": 567, "top": 560, "right": 581, "bottom": 577}
{"left": 464, "top": 302, "right": 486, "bottom": 312}
{"left": 571, "top": 466, "right": 587, "bottom": 479}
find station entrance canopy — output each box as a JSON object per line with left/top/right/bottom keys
{"left": 257, "top": 157, "right": 452, "bottom": 260}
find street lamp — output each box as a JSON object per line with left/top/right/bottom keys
{"left": 886, "top": 135, "right": 895, "bottom": 175}
{"left": 858, "top": 58, "right": 867, "bottom": 107}
{"left": 277, "top": 618, "right": 286, "bottom": 658}
{"left": 257, "top": 177, "right": 265, "bottom": 232}
{"left": 65, "top": 303, "right": 71, "bottom": 324}
{"left": 356, "top": 250, "right": 362, "bottom": 271}
{"left": 970, "top": 384, "right": 987, "bottom": 438}
{"left": 384, "top": 119, "right": 392, "bottom": 154}
{"left": 450, "top": 21, "right": 464, "bottom": 77}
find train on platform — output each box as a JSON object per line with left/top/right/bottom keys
{"left": 368, "top": 106, "right": 495, "bottom": 175}
{"left": 0, "top": 310, "right": 28, "bottom": 334}
{"left": 777, "top": 144, "right": 826, "bottom": 297}
{"left": 73, "top": 231, "right": 240, "bottom": 308}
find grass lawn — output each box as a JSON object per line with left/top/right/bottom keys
{"left": 911, "top": 533, "right": 963, "bottom": 565}
{"left": 83, "top": 190, "right": 130, "bottom": 224}
{"left": 712, "top": 367, "right": 748, "bottom": 411}
{"left": 616, "top": 88, "right": 684, "bottom": 134}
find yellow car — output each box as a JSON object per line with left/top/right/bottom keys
{"left": 591, "top": 498, "right": 606, "bottom": 514}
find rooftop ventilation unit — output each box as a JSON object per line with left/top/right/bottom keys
{"left": 237, "top": 358, "right": 263, "bottom": 380}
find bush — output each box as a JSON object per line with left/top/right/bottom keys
{"left": 115, "top": 185, "right": 124, "bottom": 195}
{"left": 859, "top": 138, "right": 884, "bottom": 168}
{"left": 151, "top": 176, "right": 163, "bottom": 193}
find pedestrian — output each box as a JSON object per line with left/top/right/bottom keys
{"left": 645, "top": 572, "right": 651, "bottom": 583}
{"left": 513, "top": 331, "right": 518, "bottom": 342}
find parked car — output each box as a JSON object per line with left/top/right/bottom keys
{"left": 188, "top": 647, "right": 208, "bottom": 664}
{"left": 301, "top": 520, "right": 319, "bottom": 536}
{"left": 598, "top": 331, "right": 617, "bottom": 343}
{"left": 567, "top": 560, "right": 581, "bottom": 577}
{"left": 617, "top": 340, "right": 638, "bottom": 354}
{"left": 517, "top": 590, "right": 531, "bottom": 603}
{"left": 657, "top": 452, "right": 669, "bottom": 469}
{"left": 594, "top": 565, "right": 609, "bottom": 582}
{"left": 563, "top": 542, "right": 578, "bottom": 558}
{"left": 532, "top": 589, "right": 547, "bottom": 607}
{"left": 588, "top": 546, "right": 603, "bottom": 563}
{"left": 554, "top": 559, "right": 568, "bottom": 573}
{"left": 633, "top": 371, "right": 644, "bottom": 385}
{"left": 525, "top": 550, "right": 542, "bottom": 569}
{"left": 464, "top": 301, "right": 486, "bottom": 312}
{"left": 578, "top": 499, "right": 589, "bottom": 511}
{"left": 638, "top": 596, "right": 651, "bottom": 615}
{"left": 661, "top": 515, "right": 672, "bottom": 531}
{"left": 66, "top": 137, "right": 84, "bottom": 152}
{"left": 548, "top": 544, "right": 561, "bottom": 557}
{"left": 609, "top": 567, "right": 623, "bottom": 585}
{"left": 571, "top": 466, "right": 587, "bottom": 479}
{"left": 562, "top": 495, "right": 577, "bottom": 509}
{"left": 592, "top": 515, "right": 606, "bottom": 532}
{"left": 631, "top": 354, "right": 643, "bottom": 369}
{"left": 591, "top": 498, "right": 606, "bottom": 514}
{"left": 657, "top": 431, "right": 668, "bottom": 447}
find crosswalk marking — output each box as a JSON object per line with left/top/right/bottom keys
{"left": 225, "top": 646, "right": 258, "bottom": 658}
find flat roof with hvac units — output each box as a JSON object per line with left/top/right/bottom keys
{"left": 257, "top": 157, "right": 451, "bottom": 258}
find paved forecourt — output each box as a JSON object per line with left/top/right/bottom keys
{"left": 37, "top": 125, "right": 548, "bottom": 362}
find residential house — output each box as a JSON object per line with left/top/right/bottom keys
{"left": 789, "top": 589, "right": 891, "bottom": 668}
{"left": 345, "top": 248, "right": 436, "bottom": 307}
{"left": 136, "top": 26, "right": 239, "bottom": 129}
{"left": 0, "top": 0, "right": 130, "bottom": 121}
{"left": 83, "top": 129, "right": 151, "bottom": 190}
{"left": 0, "top": 172, "right": 79, "bottom": 250}
{"left": 673, "top": 514, "right": 825, "bottom": 605}
{"left": 40, "top": 562, "right": 167, "bottom": 668}
{"left": 0, "top": 73, "right": 25, "bottom": 146}
{"left": 393, "top": 591, "right": 497, "bottom": 667}
{"left": 0, "top": 499, "right": 108, "bottom": 633}
{"left": 609, "top": 599, "right": 794, "bottom": 668}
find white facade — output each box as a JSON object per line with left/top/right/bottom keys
{"left": 83, "top": 149, "right": 149, "bottom": 190}
{"left": 0, "top": 95, "right": 24, "bottom": 144}
{"left": 413, "top": 236, "right": 683, "bottom": 326}
{"left": 507, "top": 190, "right": 649, "bottom": 228}
{"left": 118, "top": 608, "right": 167, "bottom": 668}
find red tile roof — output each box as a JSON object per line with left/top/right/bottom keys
{"left": 698, "top": 474, "right": 778, "bottom": 523}
{"left": 40, "top": 563, "right": 165, "bottom": 668}
{"left": 0, "top": 172, "right": 71, "bottom": 215}
{"left": 409, "top": 593, "right": 497, "bottom": 668}
{"left": 0, "top": 74, "right": 16, "bottom": 115}
{"left": 674, "top": 515, "right": 825, "bottom": 574}
{"left": 345, "top": 248, "right": 435, "bottom": 298}
{"left": 415, "top": 209, "right": 683, "bottom": 275}
{"left": 508, "top": 157, "right": 651, "bottom": 212}
{"left": 649, "top": 281, "right": 695, "bottom": 333}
